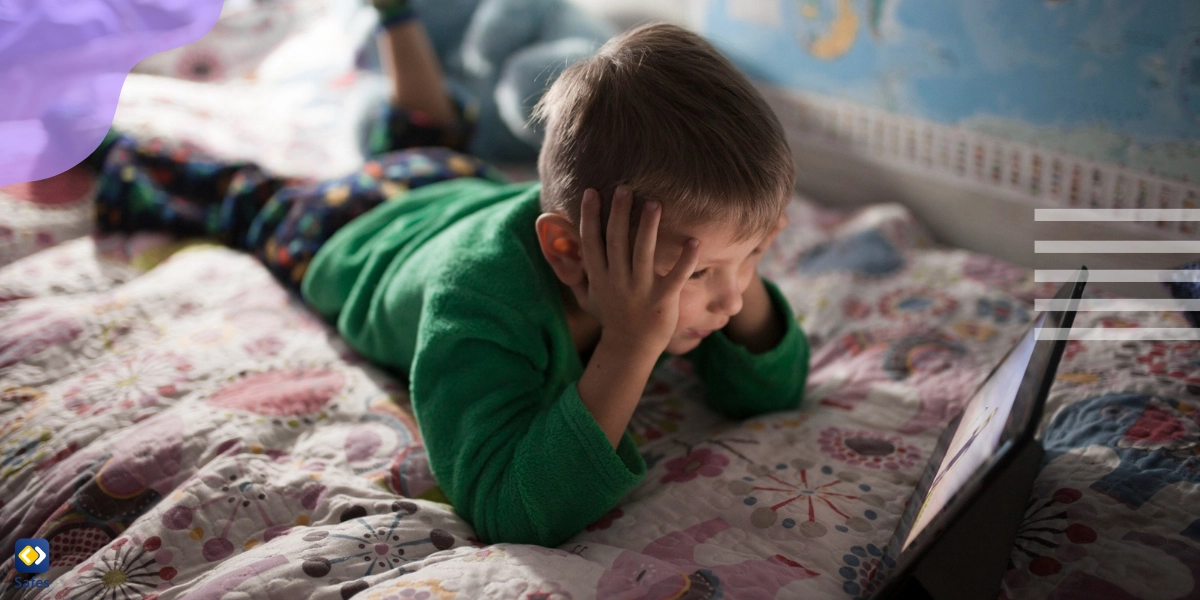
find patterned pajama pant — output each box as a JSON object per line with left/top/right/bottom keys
{"left": 87, "top": 99, "right": 506, "bottom": 292}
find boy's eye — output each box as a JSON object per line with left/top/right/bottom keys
{"left": 690, "top": 268, "right": 709, "bottom": 280}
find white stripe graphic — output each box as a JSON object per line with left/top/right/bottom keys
{"left": 1035, "top": 270, "right": 1200, "bottom": 283}
{"left": 1035, "top": 241, "right": 1200, "bottom": 253}
{"left": 1035, "top": 299, "right": 1200, "bottom": 311}
{"left": 1035, "top": 328, "right": 1200, "bottom": 341}
{"left": 1035, "top": 209, "right": 1200, "bottom": 221}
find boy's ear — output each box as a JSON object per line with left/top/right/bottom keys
{"left": 535, "top": 213, "right": 586, "bottom": 286}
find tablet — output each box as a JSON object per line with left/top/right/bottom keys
{"left": 870, "top": 266, "right": 1087, "bottom": 600}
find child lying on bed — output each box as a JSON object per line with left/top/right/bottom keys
{"left": 83, "top": 6, "right": 810, "bottom": 547}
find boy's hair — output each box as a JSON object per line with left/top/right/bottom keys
{"left": 533, "top": 22, "right": 795, "bottom": 243}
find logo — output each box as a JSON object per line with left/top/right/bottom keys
{"left": 14, "top": 539, "right": 49, "bottom": 574}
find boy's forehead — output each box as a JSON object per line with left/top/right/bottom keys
{"left": 655, "top": 221, "right": 769, "bottom": 260}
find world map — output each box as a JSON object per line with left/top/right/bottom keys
{"left": 705, "top": 0, "right": 1200, "bottom": 183}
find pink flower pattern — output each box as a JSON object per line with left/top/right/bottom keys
{"left": 818, "top": 427, "right": 921, "bottom": 471}
{"left": 660, "top": 448, "right": 730, "bottom": 484}
{"left": 586, "top": 508, "right": 625, "bottom": 532}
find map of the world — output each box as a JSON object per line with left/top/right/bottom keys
{"left": 704, "top": 0, "right": 1200, "bottom": 183}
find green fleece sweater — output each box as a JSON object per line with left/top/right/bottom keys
{"left": 302, "top": 178, "right": 810, "bottom": 547}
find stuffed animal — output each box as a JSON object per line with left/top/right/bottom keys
{"left": 411, "top": 0, "right": 615, "bottom": 162}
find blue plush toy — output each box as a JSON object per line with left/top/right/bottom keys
{"left": 411, "top": 0, "right": 615, "bottom": 162}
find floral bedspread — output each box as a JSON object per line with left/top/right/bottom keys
{"left": 1, "top": 188, "right": 1197, "bottom": 600}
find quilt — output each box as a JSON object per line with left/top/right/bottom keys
{"left": 1, "top": 191, "right": 1197, "bottom": 599}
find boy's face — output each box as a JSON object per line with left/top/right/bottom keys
{"left": 651, "top": 214, "right": 786, "bottom": 355}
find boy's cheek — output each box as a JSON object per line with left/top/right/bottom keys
{"left": 676, "top": 287, "right": 701, "bottom": 312}
{"left": 738, "top": 262, "right": 759, "bottom": 291}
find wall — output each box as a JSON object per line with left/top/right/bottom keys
{"left": 697, "top": 0, "right": 1200, "bottom": 297}
{"left": 703, "top": 0, "right": 1200, "bottom": 185}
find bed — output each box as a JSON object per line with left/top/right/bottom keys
{"left": 2, "top": 2, "right": 1198, "bottom": 599}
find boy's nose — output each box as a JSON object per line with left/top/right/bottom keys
{"left": 711, "top": 275, "right": 743, "bottom": 316}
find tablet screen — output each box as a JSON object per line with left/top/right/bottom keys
{"left": 901, "top": 312, "right": 1047, "bottom": 551}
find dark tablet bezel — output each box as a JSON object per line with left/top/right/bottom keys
{"left": 868, "top": 266, "right": 1088, "bottom": 599}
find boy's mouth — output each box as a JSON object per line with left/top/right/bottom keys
{"left": 685, "top": 329, "right": 714, "bottom": 338}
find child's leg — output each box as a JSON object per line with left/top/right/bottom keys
{"left": 242, "top": 3, "right": 496, "bottom": 291}
{"left": 366, "top": 84, "right": 478, "bottom": 156}
{"left": 245, "top": 148, "right": 503, "bottom": 292}
{"left": 368, "top": 1, "right": 478, "bottom": 154}
{"left": 374, "top": 0, "right": 455, "bottom": 127}
{"left": 90, "top": 132, "right": 292, "bottom": 246}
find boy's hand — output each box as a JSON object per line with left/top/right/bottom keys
{"left": 575, "top": 186, "right": 701, "bottom": 355}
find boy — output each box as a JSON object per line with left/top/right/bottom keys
{"left": 87, "top": 16, "right": 809, "bottom": 546}
{"left": 302, "top": 23, "right": 809, "bottom": 547}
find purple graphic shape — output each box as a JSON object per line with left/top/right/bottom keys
{"left": 0, "top": 0, "right": 226, "bottom": 187}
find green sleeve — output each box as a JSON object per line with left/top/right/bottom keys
{"left": 300, "top": 197, "right": 410, "bottom": 323}
{"left": 409, "top": 287, "right": 645, "bottom": 547}
{"left": 682, "top": 277, "right": 810, "bottom": 419}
